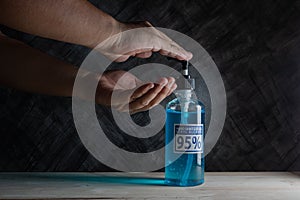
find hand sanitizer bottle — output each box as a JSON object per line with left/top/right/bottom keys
{"left": 165, "top": 61, "right": 205, "bottom": 186}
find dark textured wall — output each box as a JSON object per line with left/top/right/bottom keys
{"left": 1, "top": 0, "right": 300, "bottom": 171}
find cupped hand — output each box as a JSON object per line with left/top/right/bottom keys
{"left": 96, "top": 70, "right": 177, "bottom": 114}
{"left": 97, "top": 21, "right": 193, "bottom": 62}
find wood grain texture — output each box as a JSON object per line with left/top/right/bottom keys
{"left": 0, "top": 0, "right": 300, "bottom": 171}
{"left": 0, "top": 172, "right": 300, "bottom": 199}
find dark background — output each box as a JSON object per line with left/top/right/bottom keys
{"left": 1, "top": 0, "right": 300, "bottom": 171}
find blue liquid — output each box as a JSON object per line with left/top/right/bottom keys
{"left": 165, "top": 109, "right": 205, "bottom": 186}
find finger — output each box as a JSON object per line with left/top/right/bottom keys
{"left": 166, "top": 38, "right": 192, "bottom": 59}
{"left": 111, "top": 83, "right": 154, "bottom": 106}
{"left": 114, "top": 55, "right": 131, "bottom": 62}
{"left": 159, "top": 49, "right": 178, "bottom": 59}
{"left": 114, "top": 48, "right": 154, "bottom": 61}
{"left": 147, "top": 86, "right": 171, "bottom": 108}
{"left": 144, "top": 77, "right": 176, "bottom": 106}
{"left": 159, "top": 39, "right": 193, "bottom": 60}
{"left": 136, "top": 51, "right": 152, "bottom": 58}
{"left": 175, "top": 55, "right": 187, "bottom": 61}
{"left": 165, "top": 77, "right": 176, "bottom": 88}
{"left": 164, "top": 45, "right": 189, "bottom": 60}
{"left": 129, "top": 78, "right": 168, "bottom": 110}
{"left": 167, "top": 82, "right": 177, "bottom": 96}
{"left": 130, "top": 83, "right": 154, "bottom": 101}
{"left": 125, "top": 48, "right": 153, "bottom": 56}
{"left": 129, "top": 85, "right": 163, "bottom": 111}
{"left": 130, "top": 77, "right": 175, "bottom": 112}
{"left": 130, "top": 85, "right": 171, "bottom": 114}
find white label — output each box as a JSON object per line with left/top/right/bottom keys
{"left": 174, "top": 124, "right": 204, "bottom": 154}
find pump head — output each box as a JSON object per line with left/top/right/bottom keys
{"left": 176, "top": 60, "right": 195, "bottom": 90}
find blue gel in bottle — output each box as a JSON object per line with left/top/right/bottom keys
{"left": 165, "top": 61, "right": 205, "bottom": 186}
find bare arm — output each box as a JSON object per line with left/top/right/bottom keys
{"left": 0, "top": 34, "right": 77, "bottom": 96}
{"left": 0, "top": 0, "right": 118, "bottom": 48}
{"left": 0, "top": 0, "right": 192, "bottom": 61}
{"left": 0, "top": 35, "right": 176, "bottom": 113}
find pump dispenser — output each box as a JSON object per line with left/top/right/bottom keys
{"left": 165, "top": 61, "right": 205, "bottom": 186}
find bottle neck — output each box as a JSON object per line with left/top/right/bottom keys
{"left": 175, "top": 89, "right": 195, "bottom": 102}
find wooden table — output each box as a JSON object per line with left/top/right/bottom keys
{"left": 0, "top": 172, "right": 299, "bottom": 199}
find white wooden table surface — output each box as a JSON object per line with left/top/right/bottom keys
{"left": 0, "top": 172, "right": 299, "bottom": 200}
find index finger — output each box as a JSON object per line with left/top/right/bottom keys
{"left": 160, "top": 41, "right": 193, "bottom": 61}
{"left": 130, "top": 82, "right": 154, "bottom": 101}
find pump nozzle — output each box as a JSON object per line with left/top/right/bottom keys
{"left": 177, "top": 61, "right": 195, "bottom": 90}
{"left": 182, "top": 60, "right": 189, "bottom": 76}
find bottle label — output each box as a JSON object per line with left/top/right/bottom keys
{"left": 174, "top": 124, "right": 204, "bottom": 154}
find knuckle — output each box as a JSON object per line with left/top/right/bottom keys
{"left": 140, "top": 100, "right": 149, "bottom": 106}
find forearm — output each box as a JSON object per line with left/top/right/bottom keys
{"left": 0, "top": 35, "right": 77, "bottom": 97}
{"left": 0, "top": 0, "right": 119, "bottom": 48}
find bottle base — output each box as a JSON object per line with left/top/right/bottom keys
{"left": 165, "top": 178, "right": 204, "bottom": 187}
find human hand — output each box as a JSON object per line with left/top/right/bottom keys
{"left": 96, "top": 21, "right": 193, "bottom": 62}
{"left": 95, "top": 70, "right": 177, "bottom": 114}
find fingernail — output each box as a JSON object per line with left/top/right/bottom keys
{"left": 168, "top": 79, "right": 175, "bottom": 88}
{"left": 158, "top": 78, "right": 168, "bottom": 86}
{"left": 148, "top": 83, "right": 154, "bottom": 88}
{"left": 187, "top": 52, "right": 193, "bottom": 59}
{"left": 172, "top": 83, "right": 177, "bottom": 90}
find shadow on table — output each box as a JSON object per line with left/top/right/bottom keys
{"left": 1, "top": 173, "right": 167, "bottom": 186}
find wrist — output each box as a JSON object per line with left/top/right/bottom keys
{"left": 89, "top": 17, "right": 121, "bottom": 48}
{"left": 95, "top": 74, "right": 112, "bottom": 106}
{"left": 72, "top": 70, "right": 109, "bottom": 105}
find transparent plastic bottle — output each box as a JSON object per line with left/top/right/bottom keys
{"left": 165, "top": 87, "right": 205, "bottom": 186}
